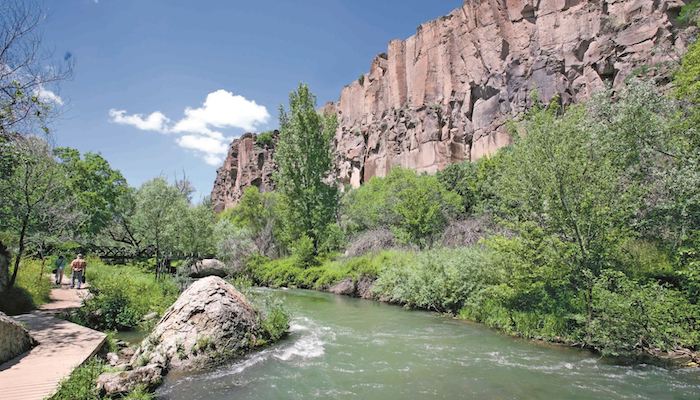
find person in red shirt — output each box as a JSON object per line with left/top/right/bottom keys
{"left": 69, "top": 253, "right": 87, "bottom": 289}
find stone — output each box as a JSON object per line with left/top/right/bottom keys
{"left": 356, "top": 276, "right": 375, "bottom": 300}
{"left": 106, "top": 352, "right": 119, "bottom": 367}
{"left": 97, "top": 364, "right": 164, "bottom": 397}
{"left": 142, "top": 312, "right": 159, "bottom": 322}
{"left": 0, "top": 311, "right": 36, "bottom": 364}
{"left": 328, "top": 278, "right": 355, "bottom": 296}
{"left": 210, "top": 0, "right": 692, "bottom": 210}
{"left": 131, "top": 276, "right": 260, "bottom": 370}
{"left": 97, "top": 277, "right": 262, "bottom": 395}
{"left": 187, "top": 258, "right": 228, "bottom": 278}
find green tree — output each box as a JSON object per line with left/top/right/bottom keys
{"left": 341, "top": 168, "right": 460, "bottom": 248}
{"left": 54, "top": 147, "right": 129, "bottom": 238}
{"left": 0, "top": 138, "right": 79, "bottom": 290}
{"left": 133, "top": 178, "right": 187, "bottom": 278}
{"left": 177, "top": 202, "right": 216, "bottom": 258}
{"left": 274, "top": 84, "right": 338, "bottom": 253}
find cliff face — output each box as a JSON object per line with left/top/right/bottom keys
{"left": 212, "top": 0, "right": 690, "bottom": 209}
{"left": 211, "top": 132, "right": 276, "bottom": 212}
{"left": 331, "top": 0, "right": 689, "bottom": 187}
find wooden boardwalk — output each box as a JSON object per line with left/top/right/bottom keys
{"left": 0, "top": 281, "right": 106, "bottom": 400}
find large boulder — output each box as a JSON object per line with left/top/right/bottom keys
{"left": 188, "top": 258, "right": 228, "bottom": 278}
{"left": 97, "top": 276, "right": 261, "bottom": 397}
{"left": 0, "top": 311, "right": 36, "bottom": 364}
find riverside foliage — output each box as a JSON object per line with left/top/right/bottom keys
{"left": 234, "top": 45, "right": 700, "bottom": 360}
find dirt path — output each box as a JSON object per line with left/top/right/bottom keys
{"left": 0, "top": 275, "right": 105, "bottom": 400}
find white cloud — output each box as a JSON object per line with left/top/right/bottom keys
{"left": 109, "top": 109, "right": 170, "bottom": 133}
{"left": 109, "top": 90, "right": 268, "bottom": 167}
{"left": 172, "top": 89, "right": 270, "bottom": 135}
{"left": 37, "top": 87, "right": 64, "bottom": 106}
{"left": 176, "top": 134, "right": 228, "bottom": 163}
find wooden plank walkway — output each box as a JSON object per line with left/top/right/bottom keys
{"left": 0, "top": 280, "right": 106, "bottom": 400}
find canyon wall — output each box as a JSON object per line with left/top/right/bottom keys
{"left": 211, "top": 132, "right": 276, "bottom": 212}
{"left": 212, "top": 0, "right": 691, "bottom": 208}
{"left": 331, "top": 0, "right": 690, "bottom": 187}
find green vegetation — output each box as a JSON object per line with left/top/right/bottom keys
{"left": 247, "top": 250, "right": 408, "bottom": 290}
{"left": 256, "top": 130, "right": 276, "bottom": 147}
{"left": 69, "top": 260, "right": 179, "bottom": 331}
{"left": 341, "top": 168, "right": 461, "bottom": 248}
{"left": 373, "top": 247, "right": 501, "bottom": 314}
{"left": 50, "top": 357, "right": 155, "bottom": 400}
{"left": 275, "top": 83, "right": 339, "bottom": 253}
{"left": 0, "top": 259, "right": 52, "bottom": 314}
{"left": 228, "top": 55, "right": 700, "bottom": 361}
{"left": 50, "top": 358, "right": 105, "bottom": 400}
{"left": 678, "top": 0, "right": 700, "bottom": 26}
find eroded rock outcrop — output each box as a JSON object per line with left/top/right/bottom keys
{"left": 211, "top": 0, "right": 691, "bottom": 208}
{"left": 0, "top": 311, "right": 36, "bottom": 364}
{"left": 97, "top": 277, "right": 261, "bottom": 396}
{"left": 331, "top": 0, "right": 691, "bottom": 187}
{"left": 211, "top": 132, "right": 277, "bottom": 212}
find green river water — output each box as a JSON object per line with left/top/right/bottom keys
{"left": 157, "top": 288, "right": 700, "bottom": 400}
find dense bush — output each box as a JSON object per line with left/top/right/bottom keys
{"left": 49, "top": 357, "right": 105, "bottom": 400}
{"left": 588, "top": 270, "right": 700, "bottom": 357}
{"left": 246, "top": 250, "right": 409, "bottom": 290}
{"left": 439, "top": 215, "right": 504, "bottom": 248}
{"left": 50, "top": 357, "right": 155, "bottom": 400}
{"left": 373, "top": 247, "right": 502, "bottom": 313}
{"left": 70, "top": 261, "right": 179, "bottom": 331}
{"left": 340, "top": 168, "right": 461, "bottom": 248}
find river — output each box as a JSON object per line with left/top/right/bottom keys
{"left": 157, "top": 288, "right": 700, "bottom": 400}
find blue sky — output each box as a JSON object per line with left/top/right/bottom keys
{"left": 41, "top": 0, "right": 459, "bottom": 200}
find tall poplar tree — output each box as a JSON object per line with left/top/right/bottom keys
{"left": 274, "top": 84, "right": 338, "bottom": 253}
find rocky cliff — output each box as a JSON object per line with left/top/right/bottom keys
{"left": 212, "top": 0, "right": 691, "bottom": 208}
{"left": 211, "top": 132, "right": 277, "bottom": 212}
{"left": 331, "top": 0, "right": 690, "bottom": 187}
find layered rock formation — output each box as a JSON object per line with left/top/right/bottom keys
{"left": 212, "top": 0, "right": 691, "bottom": 208}
{"left": 331, "top": 0, "right": 690, "bottom": 187}
{"left": 211, "top": 132, "right": 276, "bottom": 212}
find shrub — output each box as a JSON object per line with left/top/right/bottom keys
{"left": 373, "top": 246, "right": 503, "bottom": 313}
{"left": 246, "top": 250, "right": 408, "bottom": 290}
{"left": 256, "top": 130, "right": 276, "bottom": 148}
{"left": 214, "top": 220, "right": 257, "bottom": 274}
{"left": 439, "top": 215, "right": 505, "bottom": 248}
{"left": 70, "top": 261, "right": 178, "bottom": 331}
{"left": 588, "top": 270, "right": 700, "bottom": 357}
{"left": 291, "top": 234, "right": 316, "bottom": 267}
{"left": 341, "top": 168, "right": 461, "bottom": 248}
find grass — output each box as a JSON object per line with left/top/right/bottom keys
{"left": 50, "top": 357, "right": 155, "bottom": 400}
{"left": 246, "top": 250, "right": 411, "bottom": 290}
{"left": 68, "top": 259, "right": 179, "bottom": 331}
{"left": 49, "top": 357, "right": 105, "bottom": 400}
{"left": 0, "top": 258, "right": 52, "bottom": 315}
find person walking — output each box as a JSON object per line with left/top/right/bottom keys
{"left": 54, "top": 255, "right": 66, "bottom": 285}
{"left": 70, "top": 253, "right": 87, "bottom": 289}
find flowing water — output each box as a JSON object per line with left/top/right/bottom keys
{"left": 158, "top": 288, "right": 700, "bottom": 400}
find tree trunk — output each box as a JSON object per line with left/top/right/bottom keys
{"left": 9, "top": 213, "right": 29, "bottom": 287}
{"left": 0, "top": 240, "right": 10, "bottom": 294}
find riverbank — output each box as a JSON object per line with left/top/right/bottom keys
{"left": 157, "top": 288, "right": 700, "bottom": 400}
{"left": 48, "top": 262, "right": 290, "bottom": 399}
{"left": 245, "top": 249, "right": 700, "bottom": 368}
